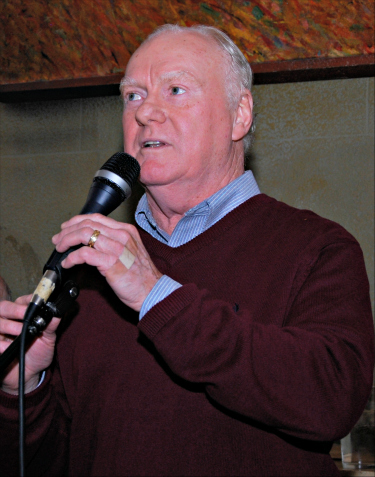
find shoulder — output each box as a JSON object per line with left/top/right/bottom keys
{"left": 235, "top": 194, "right": 365, "bottom": 280}
{"left": 243, "top": 193, "right": 358, "bottom": 246}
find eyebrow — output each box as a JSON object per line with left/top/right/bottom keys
{"left": 120, "top": 77, "right": 139, "bottom": 96}
{"left": 121, "top": 70, "right": 201, "bottom": 94}
{"left": 158, "top": 70, "right": 201, "bottom": 85}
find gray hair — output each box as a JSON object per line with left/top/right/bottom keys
{"left": 131, "top": 24, "right": 255, "bottom": 154}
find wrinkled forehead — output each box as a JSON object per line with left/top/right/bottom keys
{"left": 125, "top": 30, "right": 228, "bottom": 77}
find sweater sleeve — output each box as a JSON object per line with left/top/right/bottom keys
{"left": 138, "top": 238, "right": 374, "bottom": 443}
{"left": 0, "top": 366, "right": 70, "bottom": 476}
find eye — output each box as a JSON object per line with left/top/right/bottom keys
{"left": 127, "top": 92, "right": 142, "bottom": 101}
{"left": 171, "top": 86, "right": 186, "bottom": 96}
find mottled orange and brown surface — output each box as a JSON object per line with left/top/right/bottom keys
{"left": 0, "top": 0, "right": 374, "bottom": 84}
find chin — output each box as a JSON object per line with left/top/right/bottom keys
{"left": 139, "top": 168, "right": 173, "bottom": 188}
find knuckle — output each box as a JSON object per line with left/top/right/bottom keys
{"left": 80, "top": 246, "right": 91, "bottom": 256}
{"left": 83, "top": 225, "right": 94, "bottom": 236}
{"left": 124, "top": 223, "right": 137, "bottom": 233}
{"left": 81, "top": 219, "right": 95, "bottom": 229}
{"left": 121, "top": 224, "right": 138, "bottom": 239}
{"left": 90, "top": 213, "right": 103, "bottom": 221}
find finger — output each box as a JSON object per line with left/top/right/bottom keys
{"left": 0, "top": 314, "right": 60, "bottom": 344}
{"left": 61, "top": 246, "right": 119, "bottom": 272}
{"left": 52, "top": 221, "right": 96, "bottom": 248}
{"left": 53, "top": 218, "right": 126, "bottom": 246}
{"left": 0, "top": 333, "right": 14, "bottom": 342}
{"left": 90, "top": 232, "right": 137, "bottom": 258}
{"left": 60, "top": 234, "right": 139, "bottom": 277}
{"left": 65, "top": 219, "right": 139, "bottom": 246}
{"left": 54, "top": 223, "right": 137, "bottom": 257}
{"left": 40, "top": 316, "right": 62, "bottom": 336}
{"left": 60, "top": 214, "right": 135, "bottom": 232}
{"left": 15, "top": 294, "right": 33, "bottom": 305}
{"left": 0, "top": 316, "right": 24, "bottom": 337}
{"left": 0, "top": 340, "right": 15, "bottom": 354}
{"left": 0, "top": 300, "right": 27, "bottom": 321}
{"left": 53, "top": 225, "right": 101, "bottom": 252}
{"left": 54, "top": 225, "right": 114, "bottom": 254}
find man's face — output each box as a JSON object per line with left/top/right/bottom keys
{"left": 122, "top": 31, "right": 242, "bottom": 193}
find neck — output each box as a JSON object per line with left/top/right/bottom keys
{"left": 144, "top": 164, "right": 244, "bottom": 236}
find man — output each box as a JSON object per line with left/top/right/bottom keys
{"left": 0, "top": 275, "right": 11, "bottom": 302}
{"left": 0, "top": 24, "right": 373, "bottom": 476}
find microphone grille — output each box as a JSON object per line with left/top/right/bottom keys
{"left": 100, "top": 152, "right": 141, "bottom": 189}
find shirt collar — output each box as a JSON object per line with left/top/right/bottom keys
{"left": 135, "top": 170, "right": 260, "bottom": 245}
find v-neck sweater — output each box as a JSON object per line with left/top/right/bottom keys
{"left": 0, "top": 194, "right": 373, "bottom": 476}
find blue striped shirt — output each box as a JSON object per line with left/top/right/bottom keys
{"left": 136, "top": 170, "right": 260, "bottom": 318}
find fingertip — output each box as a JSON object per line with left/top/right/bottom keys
{"left": 60, "top": 256, "right": 75, "bottom": 269}
{"left": 15, "top": 294, "right": 32, "bottom": 305}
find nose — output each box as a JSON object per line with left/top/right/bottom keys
{"left": 135, "top": 97, "right": 166, "bottom": 126}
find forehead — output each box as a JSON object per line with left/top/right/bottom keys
{"left": 125, "top": 31, "right": 226, "bottom": 84}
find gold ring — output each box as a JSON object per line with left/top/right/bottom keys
{"left": 88, "top": 230, "right": 100, "bottom": 248}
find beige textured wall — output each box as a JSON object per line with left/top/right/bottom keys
{"left": 0, "top": 77, "right": 374, "bottom": 315}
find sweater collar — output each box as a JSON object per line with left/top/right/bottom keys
{"left": 135, "top": 170, "right": 260, "bottom": 247}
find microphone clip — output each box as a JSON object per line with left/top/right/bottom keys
{"left": 0, "top": 281, "right": 79, "bottom": 374}
{"left": 28, "top": 280, "right": 80, "bottom": 337}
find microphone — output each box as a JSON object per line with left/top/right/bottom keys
{"left": 0, "top": 153, "right": 140, "bottom": 376}
{"left": 29, "top": 152, "right": 141, "bottom": 313}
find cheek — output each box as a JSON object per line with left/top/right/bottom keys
{"left": 122, "top": 114, "right": 137, "bottom": 151}
{"left": 191, "top": 105, "right": 230, "bottom": 150}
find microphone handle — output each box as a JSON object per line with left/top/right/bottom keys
{"left": 44, "top": 181, "right": 122, "bottom": 278}
{"left": 79, "top": 180, "right": 124, "bottom": 215}
{"left": 43, "top": 246, "right": 81, "bottom": 280}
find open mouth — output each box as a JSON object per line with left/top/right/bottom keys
{"left": 142, "top": 141, "right": 167, "bottom": 148}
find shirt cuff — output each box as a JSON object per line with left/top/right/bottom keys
{"left": 139, "top": 275, "right": 182, "bottom": 320}
{"left": 36, "top": 370, "right": 46, "bottom": 390}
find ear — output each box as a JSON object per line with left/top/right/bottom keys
{"left": 232, "top": 91, "right": 253, "bottom": 142}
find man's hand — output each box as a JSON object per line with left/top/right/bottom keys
{"left": 0, "top": 295, "right": 61, "bottom": 394}
{"left": 52, "top": 214, "right": 163, "bottom": 312}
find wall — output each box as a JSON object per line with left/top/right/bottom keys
{"left": 0, "top": 77, "right": 374, "bottom": 314}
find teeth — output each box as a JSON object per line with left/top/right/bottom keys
{"left": 143, "top": 141, "right": 165, "bottom": 148}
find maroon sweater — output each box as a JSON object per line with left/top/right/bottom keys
{"left": 0, "top": 194, "right": 374, "bottom": 476}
